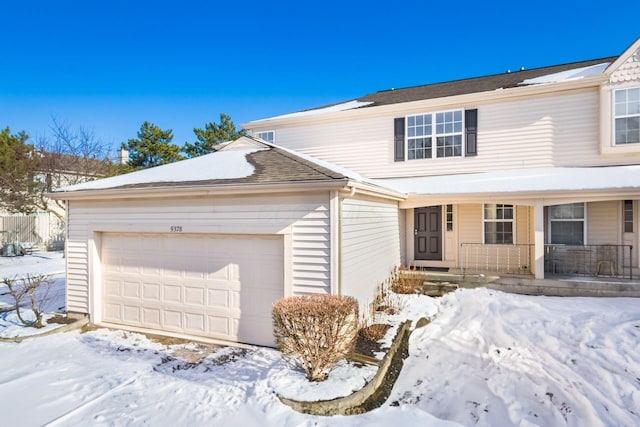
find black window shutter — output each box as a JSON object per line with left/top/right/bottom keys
{"left": 394, "top": 117, "right": 405, "bottom": 162}
{"left": 465, "top": 109, "right": 478, "bottom": 156}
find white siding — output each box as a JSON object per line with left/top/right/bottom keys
{"left": 340, "top": 196, "right": 400, "bottom": 315}
{"left": 66, "top": 193, "right": 331, "bottom": 314}
{"left": 263, "top": 89, "right": 640, "bottom": 179}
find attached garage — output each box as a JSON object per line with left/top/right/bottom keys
{"left": 52, "top": 137, "right": 404, "bottom": 347}
{"left": 100, "top": 233, "right": 283, "bottom": 346}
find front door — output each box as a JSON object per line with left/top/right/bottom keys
{"left": 415, "top": 206, "right": 442, "bottom": 261}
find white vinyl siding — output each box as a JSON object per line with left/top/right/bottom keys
{"left": 587, "top": 201, "right": 619, "bottom": 245}
{"left": 65, "top": 193, "right": 331, "bottom": 314}
{"left": 340, "top": 197, "right": 400, "bottom": 314}
{"left": 257, "top": 89, "right": 638, "bottom": 178}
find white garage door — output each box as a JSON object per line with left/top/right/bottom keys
{"left": 101, "top": 233, "right": 283, "bottom": 346}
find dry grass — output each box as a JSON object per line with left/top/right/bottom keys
{"left": 391, "top": 264, "right": 425, "bottom": 294}
{"left": 359, "top": 323, "right": 391, "bottom": 342}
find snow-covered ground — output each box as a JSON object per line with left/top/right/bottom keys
{"left": 1, "top": 254, "right": 639, "bottom": 426}
{"left": 0, "top": 251, "right": 66, "bottom": 337}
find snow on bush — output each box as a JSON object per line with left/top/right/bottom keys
{"left": 272, "top": 294, "right": 358, "bottom": 382}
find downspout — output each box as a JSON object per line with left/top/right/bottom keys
{"left": 333, "top": 185, "right": 356, "bottom": 296}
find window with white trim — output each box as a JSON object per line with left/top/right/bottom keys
{"left": 254, "top": 130, "right": 275, "bottom": 144}
{"left": 407, "top": 110, "right": 463, "bottom": 159}
{"left": 483, "top": 204, "right": 514, "bottom": 244}
{"left": 614, "top": 88, "right": 640, "bottom": 145}
{"left": 549, "top": 203, "right": 585, "bottom": 245}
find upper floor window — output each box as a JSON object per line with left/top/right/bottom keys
{"left": 407, "top": 110, "right": 463, "bottom": 160}
{"left": 254, "top": 130, "right": 275, "bottom": 144}
{"left": 614, "top": 88, "right": 640, "bottom": 145}
{"left": 549, "top": 203, "right": 585, "bottom": 245}
{"left": 483, "top": 204, "right": 514, "bottom": 244}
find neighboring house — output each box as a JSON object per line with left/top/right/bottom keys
{"left": 52, "top": 38, "right": 640, "bottom": 347}
{"left": 0, "top": 151, "right": 102, "bottom": 251}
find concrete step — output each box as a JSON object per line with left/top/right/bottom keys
{"left": 421, "top": 281, "right": 459, "bottom": 297}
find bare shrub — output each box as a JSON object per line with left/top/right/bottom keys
{"left": 392, "top": 264, "right": 424, "bottom": 294}
{"left": 3, "top": 274, "right": 54, "bottom": 328}
{"left": 272, "top": 294, "right": 358, "bottom": 382}
{"left": 359, "top": 323, "right": 391, "bottom": 342}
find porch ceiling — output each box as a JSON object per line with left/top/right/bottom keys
{"left": 373, "top": 166, "right": 640, "bottom": 208}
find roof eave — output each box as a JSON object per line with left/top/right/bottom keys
{"left": 243, "top": 74, "right": 608, "bottom": 129}
{"left": 400, "top": 187, "right": 640, "bottom": 208}
{"left": 48, "top": 179, "right": 353, "bottom": 201}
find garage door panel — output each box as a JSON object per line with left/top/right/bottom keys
{"left": 207, "top": 289, "right": 230, "bottom": 308}
{"left": 163, "top": 284, "right": 182, "bottom": 303}
{"left": 241, "top": 289, "right": 285, "bottom": 318}
{"left": 163, "top": 310, "right": 183, "bottom": 329}
{"left": 104, "top": 303, "right": 121, "bottom": 322}
{"left": 142, "top": 308, "right": 161, "bottom": 327}
{"left": 184, "top": 286, "right": 205, "bottom": 305}
{"left": 142, "top": 282, "right": 161, "bottom": 300}
{"left": 101, "top": 233, "right": 283, "bottom": 346}
{"left": 123, "top": 281, "right": 140, "bottom": 298}
{"left": 185, "top": 312, "right": 205, "bottom": 333}
{"left": 123, "top": 305, "right": 141, "bottom": 323}
{"left": 208, "top": 316, "right": 231, "bottom": 335}
{"left": 103, "top": 279, "right": 121, "bottom": 297}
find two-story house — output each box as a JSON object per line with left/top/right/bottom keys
{"left": 245, "top": 38, "right": 640, "bottom": 283}
{"left": 52, "top": 38, "right": 640, "bottom": 347}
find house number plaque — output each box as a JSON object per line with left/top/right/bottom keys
{"left": 170, "top": 226, "right": 183, "bottom": 232}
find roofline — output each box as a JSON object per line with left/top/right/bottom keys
{"left": 400, "top": 188, "right": 640, "bottom": 208}
{"left": 48, "top": 178, "right": 406, "bottom": 202}
{"left": 605, "top": 37, "right": 640, "bottom": 74}
{"left": 243, "top": 73, "right": 609, "bottom": 129}
{"left": 49, "top": 180, "right": 353, "bottom": 201}
{"left": 371, "top": 56, "right": 616, "bottom": 96}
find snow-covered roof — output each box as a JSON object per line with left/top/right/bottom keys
{"left": 245, "top": 57, "right": 616, "bottom": 126}
{"left": 53, "top": 137, "right": 392, "bottom": 194}
{"left": 250, "top": 100, "right": 373, "bottom": 122}
{"left": 519, "top": 63, "right": 609, "bottom": 86}
{"left": 374, "top": 166, "right": 640, "bottom": 196}
{"left": 58, "top": 147, "right": 263, "bottom": 192}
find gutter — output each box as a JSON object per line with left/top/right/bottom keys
{"left": 46, "top": 179, "right": 355, "bottom": 201}
{"left": 399, "top": 188, "right": 640, "bottom": 208}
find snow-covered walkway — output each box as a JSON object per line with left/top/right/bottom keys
{"left": 0, "top": 253, "right": 639, "bottom": 426}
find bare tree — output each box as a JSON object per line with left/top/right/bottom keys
{"left": 3, "top": 274, "right": 54, "bottom": 328}
{"left": 34, "top": 117, "right": 116, "bottom": 222}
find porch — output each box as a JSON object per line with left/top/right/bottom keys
{"left": 458, "top": 243, "right": 635, "bottom": 280}
{"left": 410, "top": 268, "right": 640, "bottom": 298}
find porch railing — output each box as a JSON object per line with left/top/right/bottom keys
{"left": 545, "top": 244, "right": 633, "bottom": 279}
{"left": 460, "top": 243, "right": 534, "bottom": 275}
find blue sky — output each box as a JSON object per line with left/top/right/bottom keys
{"left": 1, "top": 1, "right": 638, "bottom": 154}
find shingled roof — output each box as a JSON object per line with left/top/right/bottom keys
{"left": 355, "top": 57, "right": 616, "bottom": 107}
{"left": 252, "top": 56, "right": 618, "bottom": 122}
{"left": 54, "top": 137, "right": 356, "bottom": 192}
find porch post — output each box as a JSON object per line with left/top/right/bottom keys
{"left": 533, "top": 202, "right": 545, "bottom": 279}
